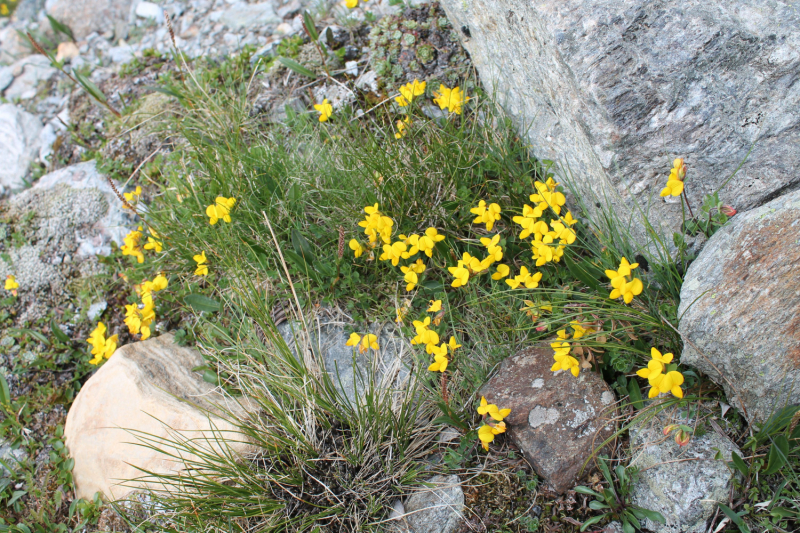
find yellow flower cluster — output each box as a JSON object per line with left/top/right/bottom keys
{"left": 470, "top": 200, "right": 502, "bottom": 231}
{"left": 121, "top": 227, "right": 145, "bottom": 263}
{"left": 513, "top": 178, "right": 576, "bottom": 267}
{"left": 358, "top": 203, "right": 394, "bottom": 245}
{"left": 206, "top": 196, "right": 236, "bottom": 225}
{"left": 400, "top": 259, "right": 426, "bottom": 291}
{"left": 395, "top": 79, "right": 426, "bottom": 107}
{"left": 87, "top": 322, "right": 118, "bottom": 365}
{"left": 395, "top": 116, "right": 411, "bottom": 139}
{"left": 605, "top": 257, "right": 643, "bottom": 304}
{"left": 660, "top": 158, "right": 686, "bottom": 197}
{"left": 5, "top": 274, "right": 18, "bottom": 296}
{"left": 477, "top": 396, "right": 510, "bottom": 451}
{"left": 346, "top": 332, "right": 379, "bottom": 353}
{"left": 124, "top": 274, "right": 168, "bottom": 340}
{"left": 506, "top": 266, "right": 542, "bottom": 289}
{"left": 636, "top": 347, "right": 684, "bottom": 398}
{"left": 143, "top": 228, "right": 162, "bottom": 252}
{"left": 550, "top": 329, "right": 581, "bottom": 377}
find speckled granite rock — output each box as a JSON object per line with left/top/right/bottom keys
{"left": 440, "top": 0, "right": 800, "bottom": 240}
{"left": 65, "top": 333, "right": 254, "bottom": 501}
{"left": 393, "top": 475, "right": 465, "bottom": 533}
{"left": 679, "top": 189, "right": 800, "bottom": 424}
{"left": 629, "top": 406, "right": 740, "bottom": 533}
{"left": 0, "top": 103, "right": 42, "bottom": 192}
{"left": 480, "top": 347, "right": 617, "bottom": 493}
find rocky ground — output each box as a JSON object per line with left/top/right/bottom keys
{"left": 0, "top": 0, "right": 798, "bottom": 532}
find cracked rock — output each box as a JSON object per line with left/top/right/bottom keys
{"left": 480, "top": 346, "right": 616, "bottom": 493}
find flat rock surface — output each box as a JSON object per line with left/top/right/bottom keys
{"left": 393, "top": 474, "right": 465, "bottom": 533}
{"left": 629, "top": 405, "right": 741, "bottom": 533}
{"left": 0, "top": 103, "right": 42, "bottom": 192}
{"left": 3, "top": 55, "right": 56, "bottom": 101}
{"left": 480, "top": 347, "right": 616, "bottom": 493}
{"left": 64, "top": 333, "right": 254, "bottom": 501}
{"left": 440, "top": 0, "right": 800, "bottom": 241}
{"left": 47, "top": 0, "right": 134, "bottom": 40}
{"left": 679, "top": 189, "right": 800, "bottom": 424}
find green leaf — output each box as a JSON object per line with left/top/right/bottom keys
{"left": 0, "top": 373, "right": 10, "bottom": 406}
{"left": 763, "top": 435, "right": 790, "bottom": 475}
{"left": 314, "top": 260, "right": 334, "bottom": 277}
{"left": 7, "top": 490, "right": 27, "bottom": 506}
{"left": 588, "top": 500, "right": 609, "bottom": 510}
{"left": 420, "top": 279, "right": 444, "bottom": 292}
{"left": 730, "top": 451, "right": 750, "bottom": 477}
{"left": 627, "top": 379, "right": 644, "bottom": 410}
{"left": 755, "top": 405, "right": 800, "bottom": 445}
{"left": 184, "top": 294, "right": 221, "bottom": 313}
{"left": 579, "top": 515, "right": 605, "bottom": 532}
{"left": 46, "top": 15, "right": 74, "bottom": 41}
{"left": 632, "top": 507, "right": 666, "bottom": 524}
{"left": 621, "top": 519, "right": 635, "bottom": 533}
{"left": 564, "top": 254, "right": 603, "bottom": 292}
{"left": 21, "top": 329, "right": 49, "bottom": 345}
{"left": 769, "top": 507, "right": 798, "bottom": 519}
{"left": 302, "top": 11, "right": 319, "bottom": 41}
{"left": 73, "top": 70, "right": 109, "bottom": 104}
{"left": 278, "top": 57, "right": 316, "bottom": 79}
{"left": 718, "top": 503, "right": 751, "bottom": 533}
{"left": 50, "top": 320, "right": 71, "bottom": 344}
{"left": 202, "top": 370, "right": 219, "bottom": 385}
{"left": 291, "top": 229, "right": 316, "bottom": 263}
{"left": 573, "top": 486, "right": 604, "bottom": 499}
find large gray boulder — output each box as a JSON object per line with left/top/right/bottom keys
{"left": 629, "top": 406, "right": 741, "bottom": 533}
{"left": 679, "top": 189, "right": 800, "bottom": 424}
{"left": 392, "top": 475, "right": 465, "bottom": 533}
{"left": 440, "top": 0, "right": 800, "bottom": 240}
{"left": 0, "top": 103, "right": 42, "bottom": 193}
{"left": 46, "top": 0, "right": 134, "bottom": 40}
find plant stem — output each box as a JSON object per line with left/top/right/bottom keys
{"left": 681, "top": 188, "right": 695, "bottom": 220}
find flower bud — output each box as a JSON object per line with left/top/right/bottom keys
{"left": 720, "top": 205, "right": 737, "bottom": 217}
{"left": 675, "top": 429, "right": 691, "bottom": 447}
{"left": 662, "top": 424, "right": 679, "bottom": 436}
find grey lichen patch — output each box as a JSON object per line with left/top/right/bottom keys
{"left": 601, "top": 391, "right": 615, "bottom": 405}
{"left": 528, "top": 406, "right": 560, "bottom": 428}
{"left": 531, "top": 378, "right": 544, "bottom": 388}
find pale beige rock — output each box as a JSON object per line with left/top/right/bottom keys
{"left": 65, "top": 333, "right": 254, "bottom": 501}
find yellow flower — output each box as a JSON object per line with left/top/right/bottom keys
{"left": 5, "top": 275, "right": 19, "bottom": 296}
{"left": 447, "top": 336, "right": 461, "bottom": 353}
{"left": 505, "top": 266, "right": 541, "bottom": 289}
{"left": 428, "top": 352, "right": 449, "bottom": 372}
{"left": 143, "top": 228, "right": 163, "bottom": 252}
{"left": 314, "top": 99, "right": 333, "bottom": 122}
{"left": 650, "top": 347, "right": 674, "bottom": 367}
{"left": 411, "top": 317, "right": 439, "bottom": 346}
{"left": 141, "top": 274, "right": 168, "bottom": 296}
{"left": 394, "top": 116, "right": 411, "bottom": 138}
{"left": 398, "top": 234, "right": 420, "bottom": 258}
{"left": 550, "top": 329, "right": 571, "bottom": 358}
{"left": 492, "top": 264, "right": 510, "bottom": 280}
{"left": 400, "top": 260, "right": 426, "bottom": 291}
{"left": 427, "top": 299, "right": 442, "bottom": 313}
{"left": 605, "top": 257, "right": 644, "bottom": 304}
{"left": 549, "top": 220, "right": 576, "bottom": 245}
{"left": 193, "top": 251, "right": 209, "bottom": 276}
{"left": 345, "top": 0, "right": 358, "bottom": 8}
{"left": 480, "top": 234, "right": 503, "bottom": 262}
{"left": 660, "top": 158, "right": 687, "bottom": 197}
{"left": 478, "top": 421, "right": 507, "bottom": 451}
{"left": 349, "top": 239, "right": 364, "bottom": 258}
{"left": 396, "top": 305, "right": 408, "bottom": 324}
{"left": 477, "top": 396, "right": 510, "bottom": 422}
{"left": 379, "top": 241, "right": 407, "bottom": 266}
{"left": 636, "top": 359, "right": 665, "bottom": 382}
{"left": 562, "top": 211, "right": 578, "bottom": 226}
{"left": 551, "top": 353, "right": 581, "bottom": 377}
{"left": 360, "top": 333, "right": 379, "bottom": 353}
{"left": 395, "top": 79, "right": 426, "bottom": 107}
{"left": 205, "top": 196, "right": 236, "bottom": 225}
{"left": 529, "top": 178, "right": 566, "bottom": 215}
{"left": 123, "top": 185, "right": 142, "bottom": 203}
{"left": 570, "top": 320, "right": 592, "bottom": 340}
{"left": 121, "top": 227, "right": 145, "bottom": 263}
{"left": 448, "top": 260, "right": 470, "bottom": 288}
{"left": 0, "top": 5, "right": 8, "bottom": 15}
{"left": 418, "top": 227, "right": 445, "bottom": 257}
{"left": 470, "top": 200, "right": 502, "bottom": 231}
{"left": 513, "top": 204, "right": 544, "bottom": 238}
{"left": 87, "top": 322, "right": 118, "bottom": 365}
{"left": 648, "top": 370, "right": 685, "bottom": 399}
{"left": 346, "top": 332, "right": 361, "bottom": 347}
{"left": 433, "top": 84, "right": 468, "bottom": 114}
